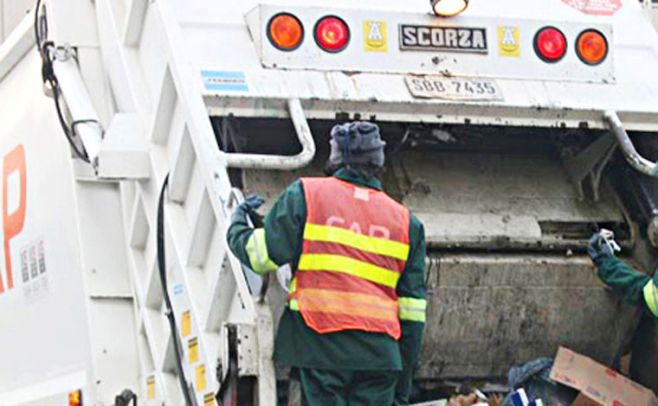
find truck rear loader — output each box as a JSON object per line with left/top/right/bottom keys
{"left": 1, "top": 0, "right": 658, "bottom": 404}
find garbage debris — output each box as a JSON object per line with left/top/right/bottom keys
{"left": 449, "top": 393, "right": 479, "bottom": 405}
{"left": 411, "top": 389, "right": 504, "bottom": 406}
{"left": 550, "top": 347, "right": 658, "bottom": 406}
{"left": 503, "top": 357, "right": 577, "bottom": 405}
{"left": 508, "top": 388, "right": 544, "bottom": 406}
{"left": 447, "top": 390, "right": 492, "bottom": 406}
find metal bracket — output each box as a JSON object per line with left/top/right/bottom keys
{"left": 563, "top": 133, "right": 617, "bottom": 201}
{"left": 95, "top": 114, "right": 150, "bottom": 180}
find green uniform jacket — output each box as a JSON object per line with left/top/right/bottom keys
{"left": 227, "top": 169, "right": 427, "bottom": 403}
{"left": 594, "top": 254, "right": 658, "bottom": 318}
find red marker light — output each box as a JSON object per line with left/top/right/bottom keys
{"left": 577, "top": 29, "right": 608, "bottom": 65}
{"left": 534, "top": 27, "right": 567, "bottom": 63}
{"left": 314, "top": 16, "right": 350, "bottom": 53}
{"left": 268, "top": 13, "right": 304, "bottom": 51}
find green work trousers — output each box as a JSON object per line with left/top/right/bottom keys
{"left": 297, "top": 368, "right": 399, "bottom": 406}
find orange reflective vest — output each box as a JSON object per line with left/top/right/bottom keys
{"left": 289, "top": 177, "right": 411, "bottom": 340}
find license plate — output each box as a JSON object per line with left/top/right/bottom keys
{"left": 405, "top": 76, "right": 504, "bottom": 101}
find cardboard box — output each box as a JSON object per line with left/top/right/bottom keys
{"left": 550, "top": 347, "right": 658, "bottom": 406}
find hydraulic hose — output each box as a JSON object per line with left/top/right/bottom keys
{"left": 157, "top": 175, "right": 193, "bottom": 406}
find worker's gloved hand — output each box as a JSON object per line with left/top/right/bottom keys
{"left": 232, "top": 194, "right": 265, "bottom": 224}
{"left": 242, "top": 195, "right": 265, "bottom": 212}
{"left": 587, "top": 232, "right": 614, "bottom": 261}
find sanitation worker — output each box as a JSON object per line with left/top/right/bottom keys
{"left": 587, "top": 232, "right": 658, "bottom": 393}
{"left": 227, "top": 121, "right": 427, "bottom": 405}
{"left": 587, "top": 232, "right": 658, "bottom": 319}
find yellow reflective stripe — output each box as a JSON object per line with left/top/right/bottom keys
{"left": 245, "top": 229, "right": 278, "bottom": 275}
{"left": 398, "top": 297, "right": 427, "bottom": 323}
{"left": 298, "top": 254, "right": 401, "bottom": 288}
{"left": 643, "top": 280, "right": 658, "bottom": 318}
{"left": 304, "top": 223, "right": 410, "bottom": 261}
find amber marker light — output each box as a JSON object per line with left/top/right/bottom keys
{"left": 431, "top": 0, "right": 469, "bottom": 17}
{"left": 69, "top": 390, "right": 82, "bottom": 406}
{"left": 267, "top": 13, "right": 304, "bottom": 51}
{"left": 576, "top": 29, "right": 608, "bottom": 65}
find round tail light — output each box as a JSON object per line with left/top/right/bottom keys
{"left": 534, "top": 27, "right": 567, "bottom": 63}
{"left": 268, "top": 13, "right": 304, "bottom": 51}
{"left": 314, "top": 16, "right": 350, "bottom": 53}
{"left": 577, "top": 30, "right": 608, "bottom": 65}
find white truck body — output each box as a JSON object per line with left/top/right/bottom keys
{"left": 0, "top": 0, "right": 658, "bottom": 405}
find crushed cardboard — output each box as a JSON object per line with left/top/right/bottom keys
{"left": 549, "top": 347, "right": 658, "bottom": 406}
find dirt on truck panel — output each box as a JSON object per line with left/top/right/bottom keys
{"left": 420, "top": 254, "right": 636, "bottom": 380}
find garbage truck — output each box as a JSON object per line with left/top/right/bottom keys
{"left": 1, "top": 0, "right": 658, "bottom": 404}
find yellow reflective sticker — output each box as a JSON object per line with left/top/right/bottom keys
{"left": 204, "top": 393, "right": 215, "bottom": 406}
{"left": 181, "top": 311, "right": 192, "bottom": 337}
{"left": 498, "top": 26, "right": 520, "bottom": 57}
{"left": 364, "top": 21, "right": 388, "bottom": 52}
{"left": 196, "top": 364, "right": 207, "bottom": 392}
{"left": 146, "top": 375, "right": 156, "bottom": 400}
{"left": 188, "top": 337, "right": 199, "bottom": 364}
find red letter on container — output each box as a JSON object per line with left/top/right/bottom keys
{"left": 1, "top": 145, "right": 26, "bottom": 293}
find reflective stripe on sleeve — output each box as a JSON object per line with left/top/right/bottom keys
{"left": 643, "top": 280, "right": 658, "bottom": 318}
{"left": 245, "top": 229, "right": 279, "bottom": 275}
{"left": 398, "top": 297, "right": 427, "bottom": 323}
{"left": 304, "top": 223, "right": 410, "bottom": 261}
{"left": 297, "top": 253, "right": 401, "bottom": 288}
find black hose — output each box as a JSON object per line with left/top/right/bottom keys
{"left": 34, "top": 0, "right": 91, "bottom": 163}
{"left": 157, "top": 175, "right": 193, "bottom": 406}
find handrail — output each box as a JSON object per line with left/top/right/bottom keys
{"left": 225, "top": 98, "right": 316, "bottom": 170}
{"left": 604, "top": 110, "right": 658, "bottom": 177}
